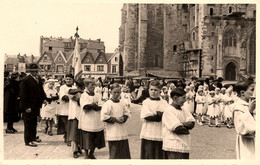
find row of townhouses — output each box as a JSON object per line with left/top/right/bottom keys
{"left": 5, "top": 36, "right": 123, "bottom": 80}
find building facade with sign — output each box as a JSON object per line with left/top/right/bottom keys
{"left": 4, "top": 54, "right": 39, "bottom": 73}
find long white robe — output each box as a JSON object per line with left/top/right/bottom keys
{"left": 233, "top": 99, "right": 255, "bottom": 159}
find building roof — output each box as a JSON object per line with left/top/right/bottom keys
{"left": 41, "top": 36, "right": 105, "bottom": 46}
{"left": 38, "top": 52, "right": 54, "bottom": 64}
{"left": 94, "top": 52, "right": 108, "bottom": 63}
{"left": 44, "top": 40, "right": 64, "bottom": 47}
{"left": 5, "top": 56, "right": 18, "bottom": 64}
{"left": 90, "top": 52, "right": 99, "bottom": 62}
{"left": 106, "top": 53, "right": 114, "bottom": 62}
{"left": 5, "top": 54, "right": 40, "bottom": 64}
{"left": 87, "top": 42, "right": 105, "bottom": 49}
{"left": 63, "top": 51, "right": 72, "bottom": 60}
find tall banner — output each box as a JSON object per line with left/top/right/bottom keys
{"left": 72, "top": 34, "right": 82, "bottom": 80}
{"left": 18, "top": 63, "right": 26, "bottom": 73}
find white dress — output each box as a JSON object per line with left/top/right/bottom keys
{"left": 195, "top": 94, "right": 206, "bottom": 115}
{"left": 223, "top": 94, "right": 234, "bottom": 120}
{"left": 214, "top": 94, "right": 221, "bottom": 116}
{"left": 94, "top": 86, "right": 103, "bottom": 102}
{"left": 207, "top": 96, "right": 218, "bottom": 118}
{"left": 190, "top": 91, "right": 195, "bottom": 113}
{"left": 233, "top": 99, "right": 255, "bottom": 159}
{"left": 140, "top": 98, "right": 169, "bottom": 141}
{"left": 204, "top": 91, "right": 209, "bottom": 113}
{"left": 101, "top": 100, "right": 131, "bottom": 141}
{"left": 41, "top": 87, "right": 57, "bottom": 120}
{"left": 182, "top": 92, "right": 194, "bottom": 114}
{"left": 218, "top": 93, "right": 225, "bottom": 114}
{"left": 102, "top": 87, "right": 109, "bottom": 100}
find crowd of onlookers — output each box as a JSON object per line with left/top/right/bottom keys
{"left": 4, "top": 68, "right": 255, "bottom": 160}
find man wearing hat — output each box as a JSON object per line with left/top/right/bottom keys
{"left": 19, "top": 63, "right": 47, "bottom": 147}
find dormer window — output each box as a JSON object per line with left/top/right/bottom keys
{"left": 43, "top": 55, "right": 48, "bottom": 62}
{"left": 229, "top": 7, "right": 232, "bottom": 13}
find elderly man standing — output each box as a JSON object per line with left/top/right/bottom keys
{"left": 19, "top": 63, "right": 47, "bottom": 147}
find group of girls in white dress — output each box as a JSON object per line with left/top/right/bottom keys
{"left": 161, "top": 82, "right": 239, "bottom": 128}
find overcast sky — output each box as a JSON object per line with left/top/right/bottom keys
{"left": 0, "top": 0, "right": 123, "bottom": 56}
{"left": 1, "top": 0, "right": 258, "bottom": 57}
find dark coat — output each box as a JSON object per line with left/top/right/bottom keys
{"left": 4, "top": 79, "right": 20, "bottom": 122}
{"left": 217, "top": 82, "right": 223, "bottom": 89}
{"left": 132, "top": 89, "right": 149, "bottom": 104}
{"left": 19, "top": 75, "right": 46, "bottom": 119}
{"left": 129, "top": 80, "right": 135, "bottom": 93}
{"left": 208, "top": 83, "right": 215, "bottom": 91}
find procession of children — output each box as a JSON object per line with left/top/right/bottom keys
{"left": 32, "top": 74, "right": 257, "bottom": 159}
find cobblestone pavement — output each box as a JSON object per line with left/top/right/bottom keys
{"left": 2, "top": 103, "right": 237, "bottom": 163}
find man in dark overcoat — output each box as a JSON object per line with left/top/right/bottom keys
{"left": 19, "top": 63, "right": 47, "bottom": 147}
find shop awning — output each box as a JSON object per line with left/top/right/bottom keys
{"left": 146, "top": 69, "right": 181, "bottom": 79}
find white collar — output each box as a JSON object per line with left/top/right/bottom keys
{"left": 236, "top": 98, "right": 249, "bottom": 107}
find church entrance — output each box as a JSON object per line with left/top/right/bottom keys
{"left": 225, "top": 62, "right": 236, "bottom": 80}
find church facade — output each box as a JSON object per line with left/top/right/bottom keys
{"left": 119, "top": 4, "right": 256, "bottom": 80}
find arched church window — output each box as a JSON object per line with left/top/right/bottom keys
{"left": 223, "top": 29, "right": 237, "bottom": 55}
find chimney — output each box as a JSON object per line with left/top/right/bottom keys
{"left": 31, "top": 55, "right": 34, "bottom": 62}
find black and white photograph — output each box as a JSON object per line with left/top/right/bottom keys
{"left": 1, "top": 0, "right": 258, "bottom": 164}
